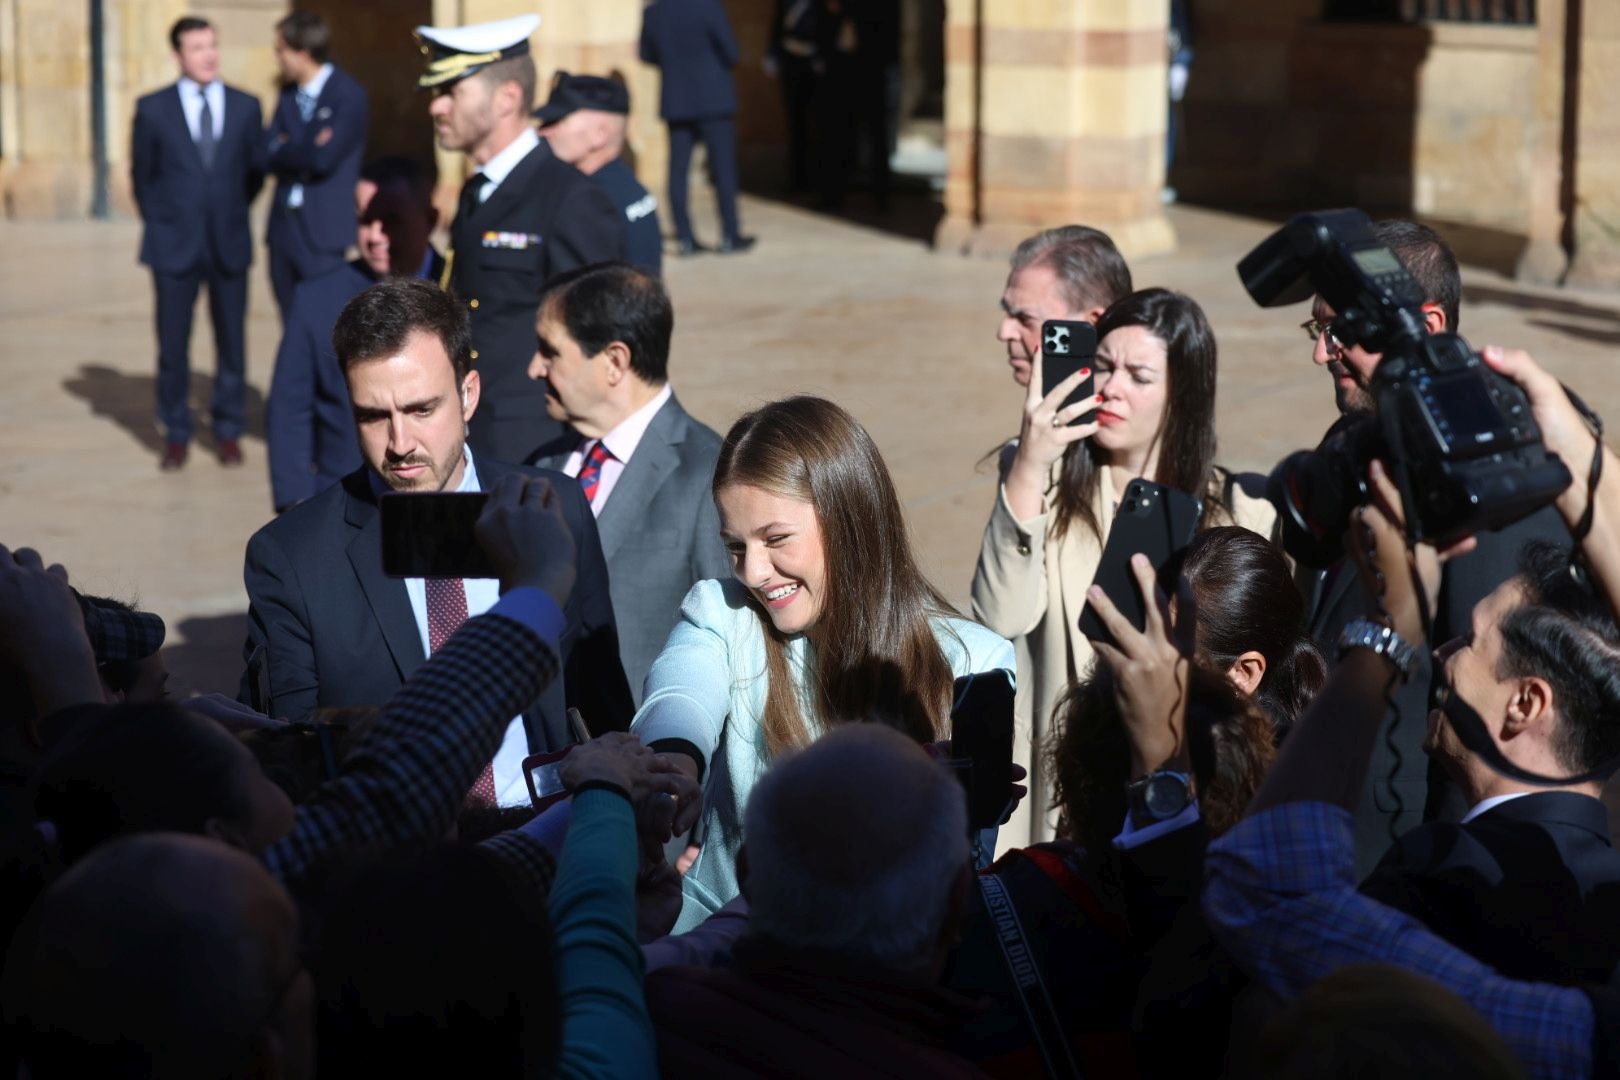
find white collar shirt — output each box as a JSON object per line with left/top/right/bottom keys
{"left": 399, "top": 447, "right": 532, "bottom": 807}
{"left": 177, "top": 77, "right": 225, "bottom": 142}
{"left": 476, "top": 127, "right": 540, "bottom": 204}
{"left": 561, "top": 384, "right": 673, "bottom": 516}
{"left": 1460, "top": 791, "right": 1535, "bottom": 824}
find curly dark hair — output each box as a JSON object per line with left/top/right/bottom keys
{"left": 1046, "top": 660, "right": 1275, "bottom": 851}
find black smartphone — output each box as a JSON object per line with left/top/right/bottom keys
{"left": 1077, "top": 479, "right": 1204, "bottom": 649}
{"left": 949, "top": 669, "right": 1017, "bottom": 832}
{"left": 1040, "top": 318, "right": 1098, "bottom": 415}
{"left": 379, "top": 492, "right": 499, "bottom": 579}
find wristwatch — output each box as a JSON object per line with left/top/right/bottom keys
{"left": 1126, "top": 769, "right": 1192, "bottom": 823}
{"left": 1337, "top": 617, "right": 1419, "bottom": 681}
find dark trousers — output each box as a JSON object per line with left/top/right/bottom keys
{"left": 268, "top": 211, "right": 342, "bottom": 323}
{"left": 777, "top": 55, "right": 819, "bottom": 191}
{"left": 666, "top": 117, "right": 741, "bottom": 244}
{"left": 152, "top": 261, "right": 248, "bottom": 444}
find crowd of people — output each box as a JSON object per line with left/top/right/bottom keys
{"left": 6, "top": 8, "right": 1620, "bottom": 1080}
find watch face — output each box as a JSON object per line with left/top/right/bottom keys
{"left": 1144, "top": 773, "right": 1190, "bottom": 818}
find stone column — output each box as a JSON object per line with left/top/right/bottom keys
{"left": 936, "top": 0, "right": 1175, "bottom": 260}
{"left": 0, "top": 0, "right": 94, "bottom": 218}
{"left": 1516, "top": 0, "right": 1570, "bottom": 285}
{"left": 1565, "top": 0, "right": 1620, "bottom": 288}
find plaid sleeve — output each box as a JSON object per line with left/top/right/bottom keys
{"left": 1204, "top": 802, "right": 1593, "bottom": 1080}
{"left": 264, "top": 604, "right": 558, "bottom": 890}
{"left": 480, "top": 829, "right": 559, "bottom": 901}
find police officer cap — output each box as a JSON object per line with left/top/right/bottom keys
{"left": 415, "top": 14, "right": 541, "bottom": 89}
{"left": 533, "top": 72, "right": 631, "bottom": 124}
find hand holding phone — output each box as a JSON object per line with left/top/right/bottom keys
{"left": 1077, "top": 479, "right": 1203, "bottom": 651}
{"left": 1040, "top": 319, "right": 1098, "bottom": 418}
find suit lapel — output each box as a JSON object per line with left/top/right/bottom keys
{"left": 168, "top": 85, "right": 205, "bottom": 171}
{"left": 470, "top": 139, "right": 546, "bottom": 228}
{"left": 597, "top": 398, "right": 685, "bottom": 561}
{"left": 343, "top": 481, "right": 427, "bottom": 679}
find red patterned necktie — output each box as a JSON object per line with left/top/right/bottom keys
{"left": 427, "top": 577, "right": 498, "bottom": 807}
{"left": 577, "top": 440, "right": 614, "bottom": 504}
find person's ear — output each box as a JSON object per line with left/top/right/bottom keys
{"left": 1084, "top": 305, "right": 1107, "bottom": 325}
{"left": 460, "top": 370, "right": 481, "bottom": 420}
{"left": 736, "top": 844, "right": 751, "bottom": 903}
{"left": 601, "top": 341, "right": 633, "bottom": 385}
{"left": 1503, "top": 676, "right": 1553, "bottom": 739}
{"left": 1226, "top": 650, "right": 1268, "bottom": 697}
{"left": 1421, "top": 303, "right": 1448, "bottom": 335}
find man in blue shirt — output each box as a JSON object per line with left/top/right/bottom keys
{"left": 265, "top": 157, "right": 443, "bottom": 512}
{"left": 535, "top": 74, "right": 663, "bottom": 277}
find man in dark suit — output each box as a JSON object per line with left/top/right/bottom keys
{"left": 1359, "top": 540, "right": 1620, "bottom": 986}
{"left": 527, "top": 263, "right": 729, "bottom": 700}
{"left": 416, "top": 15, "right": 627, "bottom": 467}
{"left": 535, "top": 73, "right": 664, "bottom": 277}
{"left": 131, "top": 16, "right": 265, "bottom": 472}
{"left": 1286, "top": 219, "right": 1570, "bottom": 874}
{"left": 266, "top": 157, "right": 443, "bottom": 513}
{"left": 242, "top": 278, "right": 635, "bottom": 805}
{"left": 640, "top": 0, "right": 755, "bottom": 255}
{"left": 265, "top": 11, "right": 369, "bottom": 322}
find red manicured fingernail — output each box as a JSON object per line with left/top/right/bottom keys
{"left": 1080, "top": 367, "right": 1091, "bottom": 377}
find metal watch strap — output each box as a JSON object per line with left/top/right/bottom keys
{"left": 1337, "top": 617, "right": 1418, "bottom": 680}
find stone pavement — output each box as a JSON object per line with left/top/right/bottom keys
{"left": 4, "top": 196, "right": 1620, "bottom": 698}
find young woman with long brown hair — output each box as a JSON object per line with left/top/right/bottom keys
{"left": 633, "top": 395, "right": 1014, "bottom": 930}
{"left": 971, "top": 288, "right": 1278, "bottom": 844}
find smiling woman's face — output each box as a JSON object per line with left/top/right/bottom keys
{"left": 716, "top": 483, "right": 827, "bottom": 636}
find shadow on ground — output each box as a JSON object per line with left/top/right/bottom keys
{"left": 1463, "top": 283, "right": 1620, "bottom": 348}
{"left": 164, "top": 611, "right": 250, "bottom": 700}
{"left": 62, "top": 364, "right": 267, "bottom": 454}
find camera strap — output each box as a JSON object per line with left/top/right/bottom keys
{"left": 978, "top": 871, "right": 1085, "bottom": 1080}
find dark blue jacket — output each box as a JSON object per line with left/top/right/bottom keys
{"left": 591, "top": 158, "right": 663, "bottom": 277}
{"left": 265, "top": 65, "right": 369, "bottom": 266}
{"left": 639, "top": 0, "right": 740, "bottom": 122}
{"left": 131, "top": 82, "right": 266, "bottom": 274}
{"left": 242, "top": 459, "right": 636, "bottom": 751}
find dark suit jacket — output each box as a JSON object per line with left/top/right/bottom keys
{"left": 1360, "top": 791, "right": 1620, "bottom": 985}
{"left": 131, "top": 82, "right": 266, "bottom": 274}
{"left": 639, "top": 0, "right": 741, "bottom": 122}
{"left": 265, "top": 65, "right": 369, "bottom": 267}
{"left": 448, "top": 140, "right": 626, "bottom": 466}
{"left": 240, "top": 458, "right": 636, "bottom": 751}
{"left": 1304, "top": 496, "right": 1568, "bottom": 876}
{"left": 531, "top": 392, "right": 729, "bottom": 702}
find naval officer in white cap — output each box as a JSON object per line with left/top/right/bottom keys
{"left": 418, "top": 13, "right": 627, "bottom": 463}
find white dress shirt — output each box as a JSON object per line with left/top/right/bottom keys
{"left": 562, "top": 384, "right": 673, "bottom": 516}
{"left": 401, "top": 448, "right": 531, "bottom": 807}
{"left": 475, "top": 127, "right": 540, "bottom": 203}
{"left": 1460, "top": 791, "right": 1534, "bottom": 824}
{"left": 178, "top": 77, "right": 225, "bottom": 144}
{"left": 285, "top": 62, "right": 334, "bottom": 209}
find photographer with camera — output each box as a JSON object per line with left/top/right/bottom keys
{"left": 1263, "top": 217, "right": 1572, "bottom": 873}
{"left": 1205, "top": 344, "right": 1620, "bottom": 1075}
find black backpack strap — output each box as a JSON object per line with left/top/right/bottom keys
{"left": 978, "top": 871, "right": 1085, "bottom": 1080}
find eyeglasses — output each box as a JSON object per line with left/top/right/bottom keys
{"left": 1300, "top": 318, "right": 1344, "bottom": 350}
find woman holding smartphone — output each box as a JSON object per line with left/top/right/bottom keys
{"left": 632, "top": 396, "right": 1015, "bottom": 930}
{"left": 970, "top": 288, "right": 1277, "bottom": 843}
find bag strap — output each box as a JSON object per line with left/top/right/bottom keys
{"left": 978, "top": 871, "right": 1085, "bottom": 1080}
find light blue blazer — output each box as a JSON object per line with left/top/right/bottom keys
{"left": 631, "top": 578, "right": 1017, "bottom": 931}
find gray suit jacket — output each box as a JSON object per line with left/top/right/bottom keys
{"left": 532, "top": 392, "right": 730, "bottom": 703}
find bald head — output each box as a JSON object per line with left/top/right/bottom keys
{"left": 742, "top": 724, "right": 968, "bottom": 973}
{"left": 11, "top": 833, "right": 309, "bottom": 1080}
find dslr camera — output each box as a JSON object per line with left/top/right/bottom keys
{"left": 1240, "top": 209, "right": 1571, "bottom": 567}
